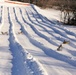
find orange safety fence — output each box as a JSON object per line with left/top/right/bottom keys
{"left": 5, "top": 1, "right": 30, "bottom": 6}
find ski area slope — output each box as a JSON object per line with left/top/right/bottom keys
{"left": 0, "top": 1, "right": 76, "bottom": 75}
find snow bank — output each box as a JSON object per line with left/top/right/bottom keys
{"left": 33, "top": 5, "right": 61, "bottom": 21}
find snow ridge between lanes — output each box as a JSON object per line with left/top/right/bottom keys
{"left": 8, "top": 6, "right": 48, "bottom": 75}
{"left": 0, "top": 6, "right": 12, "bottom": 75}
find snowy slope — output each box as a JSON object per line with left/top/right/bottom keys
{"left": 0, "top": 1, "right": 76, "bottom": 75}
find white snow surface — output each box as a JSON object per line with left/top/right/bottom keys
{"left": 0, "top": 1, "right": 76, "bottom": 75}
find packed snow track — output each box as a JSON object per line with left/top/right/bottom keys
{"left": 0, "top": 1, "right": 76, "bottom": 75}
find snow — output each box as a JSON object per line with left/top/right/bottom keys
{"left": 0, "top": 1, "right": 76, "bottom": 75}
{"left": 0, "top": 0, "right": 4, "bottom": 2}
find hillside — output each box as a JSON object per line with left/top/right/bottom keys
{"left": 0, "top": 1, "right": 76, "bottom": 75}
